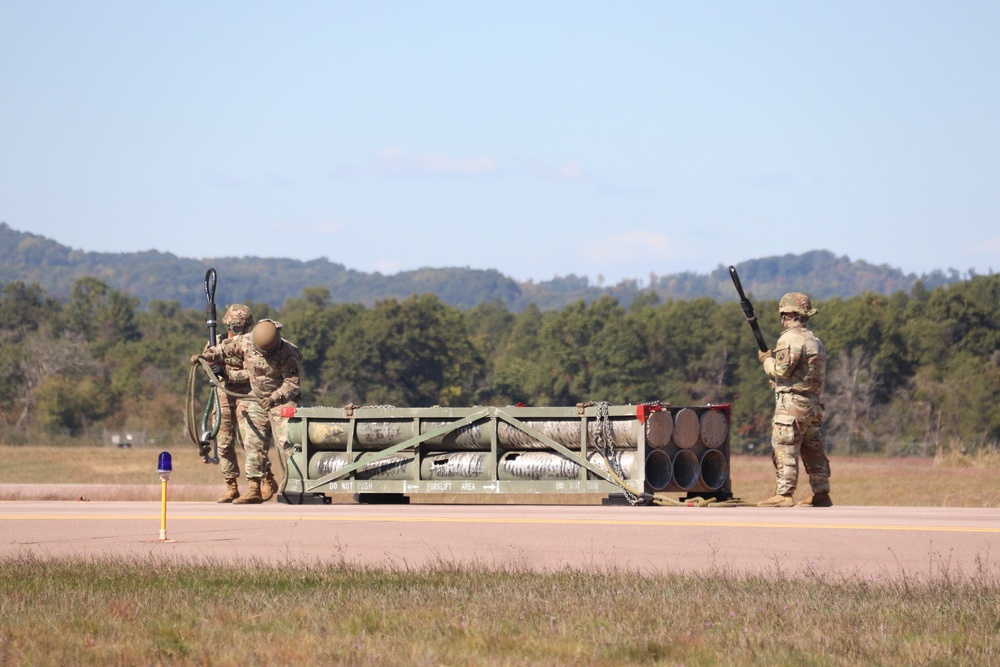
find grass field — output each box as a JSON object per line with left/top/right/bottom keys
{"left": 1, "top": 554, "right": 997, "bottom": 666}
{"left": 2, "top": 444, "right": 999, "bottom": 506}
{"left": 3, "top": 445, "right": 999, "bottom": 665}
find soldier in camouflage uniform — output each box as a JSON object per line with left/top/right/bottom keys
{"left": 194, "top": 318, "right": 302, "bottom": 504}
{"left": 208, "top": 304, "right": 254, "bottom": 503}
{"left": 757, "top": 292, "right": 832, "bottom": 507}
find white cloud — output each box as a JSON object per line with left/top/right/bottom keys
{"left": 578, "top": 230, "right": 689, "bottom": 266}
{"left": 957, "top": 236, "right": 1000, "bottom": 273}
{"left": 370, "top": 259, "right": 402, "bottom": 275}
{"left": 308, "top": 220, "right": 346, "bottom": 236}
{"left": 522, "top": 158, "right": 589, "bottom": 182}
{"left": 554, "top": 160, "right": 586, "bottom": 181}
{"left": 962, "top": 236, "right": 1000, "bottom": 258}
{"left": 375, "top": 148, "right": 496, "bottom": 176}
{"left": 374, "top": 148, "right": 409, "bottom": 171}
{"left": 421, "top": 153, "right": 495, "bottom": 175}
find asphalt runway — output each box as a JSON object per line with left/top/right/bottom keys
{"left": 3, "top": 498, "right": 999, "bottom": 580}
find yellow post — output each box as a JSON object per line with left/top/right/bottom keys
{"left": 157, "top": 451, "right": 173, "bottom": 542}
{"left": 159, "top": 476, "right": 169, "bottom": 541}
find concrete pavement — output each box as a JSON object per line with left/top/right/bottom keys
{"left": 3, "top": 499, "right": 999, "bottom": 580}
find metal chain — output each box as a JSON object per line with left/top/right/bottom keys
{"left": 592, "top": 401, "right": 640, "bottom": 505}
{"left": 593, "top": 401, "right": 610, "bottom": 455}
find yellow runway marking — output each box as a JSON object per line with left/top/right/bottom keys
{"left": 3, "top": 514, "right": 1000, "bottom": 534}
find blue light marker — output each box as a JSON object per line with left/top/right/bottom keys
{"left": 157, "top": 451, "right": 173, "bottom": 542}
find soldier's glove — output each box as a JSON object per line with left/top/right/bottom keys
{"left": 190, "top": 354, "right": 205, "bottom": 366}
{"left": 260, "top": 396, "right": 275, "bottom": 410}
{"left": 758, "top": 348, "right": 772, "bottom": 363}
{"left": 210, "top": 363, "right": 225, "bottom": 379}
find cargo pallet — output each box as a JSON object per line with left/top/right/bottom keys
{"left": 281, "top": 402, "right": 733, "bottom": 505}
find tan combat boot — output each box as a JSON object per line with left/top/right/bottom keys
{"left": 217, "top": 478, "right": 240, "bottom": 503}
{"left": 758, "top": 493, "right": 795, "bottom": 507}
{"left": 261, "top": 470, "right": 278, "bottom": 502}
{"left": 800, "top": 491, "right": 833, "bottom": 507}
{"left": 233, "top": 478, "right": 263, "bottom": 504}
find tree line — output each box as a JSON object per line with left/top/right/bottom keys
{"left": 1, "top": 273, "right": 998, "bottom": 454}
{"left": 2, "top": 224, "right": 965, "bottom": 311}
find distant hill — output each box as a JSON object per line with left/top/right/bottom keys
{"left": 0, "top": 222, "right": 963, "bottom": 310}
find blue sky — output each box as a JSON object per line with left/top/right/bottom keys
{"left": 2, "top": 2, "right": 998, "bottom": 285}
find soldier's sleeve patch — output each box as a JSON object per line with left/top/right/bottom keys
{"left": 775, "top": 348, "right": 790, "bottom": 365}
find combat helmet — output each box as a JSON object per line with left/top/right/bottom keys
{"left": 778, "top": 292, "right": 818, "bottom": 318}
{"left": 252, "top": 319, "right": 282, "bottom": 353}
{"left": 222, "top": 304, "right": 254, "bottom": 334}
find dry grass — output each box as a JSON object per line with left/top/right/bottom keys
{"left": 730, "top": 453, "right": 1000, "bottom": 507}
{"left": 934, "top": 444, "right": 1000, "bottom": 469}
{"left": 1, "top": 554, "right": 997, "bottom": 666}
{"left": 0, "top": 444, "right": 221, "bottom": 486}
{"left": 0, "top": 444, "right": 220, "bottom": 502}
{"left": 3, "top": 445, "right": 1000, "bottom": 506}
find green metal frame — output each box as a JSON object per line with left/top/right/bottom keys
{"left": 281, "top": 403, "right": 731, "bottom": 504}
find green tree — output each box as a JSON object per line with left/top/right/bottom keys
{"left": 0, "top": 281, "right": 60, "bottom": 340}
{"left": 903, "top": 283, "right": 998, "bottom": 366}
{"left": 0, "top": 282, "right": 63, "bottom": 422}
{"left": 532, "top": 297, "right": 622, "bottom": 404}
{"left": 33, "top": 373, "right": 113, "bottom": 436}
{"left": 279, "top": 286, "right": 365, "bottom": 403}
{"left": 462, "top": 300, "right": 517, "bottom": 403}
{"left": 491, "top": 303, "right": 548, "bottom": 404}
{"left": 819, "top": 294, "right": 901, "bottom": 452}
{"left": 62, "top": 277, "right": 140, "bottom": 356}
{"left": 587, "top": 310, "right": 657, "bottom": 403}
{"left": 6, "top": 331, "right": 93, "bottom": 431}
{"left": 325, "top": 295, "right": 481, "bottom": 406}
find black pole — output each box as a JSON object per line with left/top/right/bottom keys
{"left": 204, "top": 268, "right": 218, "bottom": 347}
{"left": 728, "top": 266, "right": 769, "bottom": 353}
{"left": 200, "top": 268, "right": 221, "bottom": 464}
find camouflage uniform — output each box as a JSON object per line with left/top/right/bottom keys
{"left": 201, "top": 319, "right": 302, "bottom": 481}
{"left": 211, "top": 305, "right": 254, "bottom": 482}
{"left": 762, "top": 293, "right": 830, "bottom": 498}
